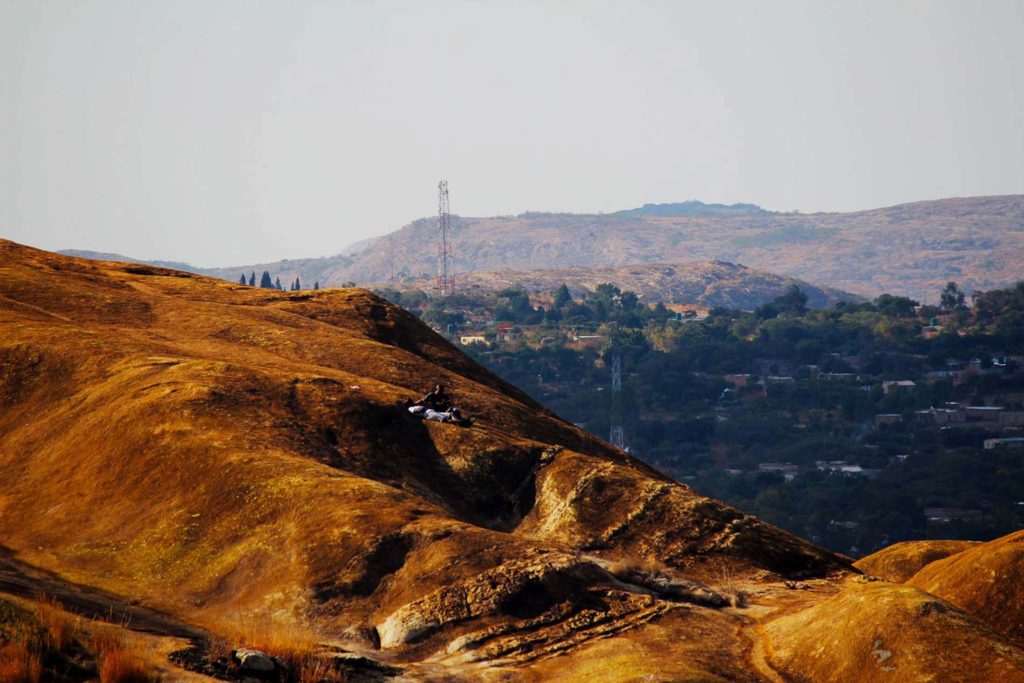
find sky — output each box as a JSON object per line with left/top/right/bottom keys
{"left": 2, "top": 1, "right": 1023, "bottom": 267}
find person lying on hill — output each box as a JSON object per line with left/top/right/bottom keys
{"left": 407, "top": 404, "right": 470, "bottom": 426}
{"left": 418, "top": 384, "right": 451, "bottom": 411}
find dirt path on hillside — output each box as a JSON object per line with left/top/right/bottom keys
{"left": 0, "top": 545, "right": 208, "bottom": 642}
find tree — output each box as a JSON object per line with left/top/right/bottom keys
{"left": 239, "top": 274, "right": 247, "bottom": 285}
{"left": 294, "top": 276, "right": 301, "bottom": 291}
{"left": 554, "top": 284, "right": 572, "bottom": 309}
{"left": 275, "top": 277, "right": 283, "bottom": 290}
{"left": 620, "top": 291, "right": 640, "bottom": 312}
{"left": 259, "top": 271, "right": 273, "bottom": 288}
{"left": 940, "top": 281, "right": 966, "bottom": 311}
{"left": 874, "top": 294, "right": 917, "bottom": 318}
{"left": 249, "top": 272, "right": 256, "bottom": 286}
{"left": 755, "top": 302, "right": 779, "bottom": 320}
{"left": 773, "top": 285, "right": 808, "bottom": 316}
{"left": 594, "top": 283, "right": 621, "bottom": 302}
{"left": 314, "top": 281, "right": 320, "bottom": 290}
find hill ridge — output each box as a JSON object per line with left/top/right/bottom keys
{"left": 61, "top": 194, "right": 1024, "bottom": 300}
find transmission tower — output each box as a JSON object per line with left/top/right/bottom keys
{"left": 389, "top": 235, "right": 396, "bottom": 286}
{"left": 436, "top": 180, "right": 454, "bottom": 295}
{"left": 609, "top": 353, "right": 625, "bottom": 450}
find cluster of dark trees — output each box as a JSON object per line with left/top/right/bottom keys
{"left": 496, "top": 283, "right": 676, "bottom": 327}
{"left": 238, "top": 271, "right": 319, "bottom": 291}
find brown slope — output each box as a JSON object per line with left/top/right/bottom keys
{"left": 0, "top": 239, "right": 851, "bottom": 677}
{"left": 396, "top": 261, "right": 858, "bottom": 309}
{"left": 853, "top": 540, "right": 981, "bottom": 583}
{"left": 907, "top": 530, "right": 1024, "bottom": 645}
{"left": 763, "top": 580, "right": 1024, "bottom": 683}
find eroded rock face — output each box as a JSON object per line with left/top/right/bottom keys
{"left": 763, "top": 581, "right": 1024, "bottom": 683}
{"left": 378, "top": 554, "right": 611, "bottom": 648}
{"left": 516, "top": 451, "right": 848, "bottom": 581}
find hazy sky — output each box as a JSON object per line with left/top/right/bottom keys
{"left": 3, "top": 1, "right": 1023, "bottom": 266}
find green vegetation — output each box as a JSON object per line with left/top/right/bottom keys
{"left": 384, "top": 280, "right": 1024, "bottom": 557}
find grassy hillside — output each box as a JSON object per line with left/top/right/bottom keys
{"left": 3, "top": 240, "right": 1022, "bottom": 680}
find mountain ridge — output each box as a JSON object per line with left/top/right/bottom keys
{"left": 62, "top": 194, "right": 1024, "bottom": 300}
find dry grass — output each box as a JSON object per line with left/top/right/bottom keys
{"left": 233, "top": 611, "right": 318, "bottom": 666}
{"left": 32, "top": 594, "right": 77, "bottom": 651}
{"left": 89, "top": 620, "right": 127, "bottom": 658}
{"left": 98, "top": 647, "right": 153, "bottom": 683}
{"left": 297, "top": 654, "right": 345, "bottom": 683}
{"left": 215, "top": 612, "right": 350, "bottom": 682}
{"left": 717, "top": 566, "right": 748, "bottom": 608}
{"left": 0, "top": 641, "right": 43, "bottom": 683}
{"left": 87, "top": 621, "right": 155, "bottom": 683}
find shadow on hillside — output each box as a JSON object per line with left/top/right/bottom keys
{"left": 288, "top": 384, "right": 541, "bottom": 533}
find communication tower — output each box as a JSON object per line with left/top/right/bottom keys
{"left": 436, "top": 180, "right": 454, "bottom": 295}
{"left": 389, "top": 235, "right": 396, "bottom": 286}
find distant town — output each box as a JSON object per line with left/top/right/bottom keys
{"left": 376, "top": 279, "right": 1024, "bottom": 557}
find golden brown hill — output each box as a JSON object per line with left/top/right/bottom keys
{"left": 763, "top": 580, "right": 1024, "bottom": 682}
{"left": 2, "top": 239, "right": 1022, "bottom": 680}
{"left": 853, "top": 540, "right": 980, "bottom": 583}
{"left": 907, "top": 530, "right": 1024, "bottom": 646}
{"left": 0, "top": 240, "right": 843, "bottom": 674}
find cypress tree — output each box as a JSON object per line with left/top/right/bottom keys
{"left": 239, "top": 274, "right": 247, "bottom": 285}
{"left": 295, "top": 276, "right": 301, "bottom": 291}
{"left": 249, "top": 272, "right": 256, "bottom": 286}
{"left": 260, "top": 271, "right": 273, "bottom": 288}
{"left": 314, "top": 281, "right": 320, "bottom": 290}
{"left": 554, "top": 283, "right": 572, "bottom": 308}
{"left": 275, "top": 277, "right": 283, "bottom": 290}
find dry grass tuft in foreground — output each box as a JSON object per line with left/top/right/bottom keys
{"left": 98, "top": 647, "right": 153, "bottom": 683}
{"left": 233, "top": 611, "right": 319, "bottom": 669}
{"left": 215, "top": 611, "right": 347, "bottom": 682}
{"left": 0, "top": 642, "right": 43, "bottom": 683}
{"left": 33, "top": 594, "right": 77, "bottom": 651}
{"left": 87, "top": 620, "right": 155, "bottom": 683}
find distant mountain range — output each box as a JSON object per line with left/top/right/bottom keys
{"left": 62, "top": 195, "right": 1024, "bottom": 301}
{"left": 402, "top": 261, "right": 859, "bottom": 310}
{"left": 612, "top": 200, "right": 770, "bottom": 217}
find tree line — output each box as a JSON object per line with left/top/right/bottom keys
{"left": 238, "top": 271, "right": 320, "bottom": 291}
